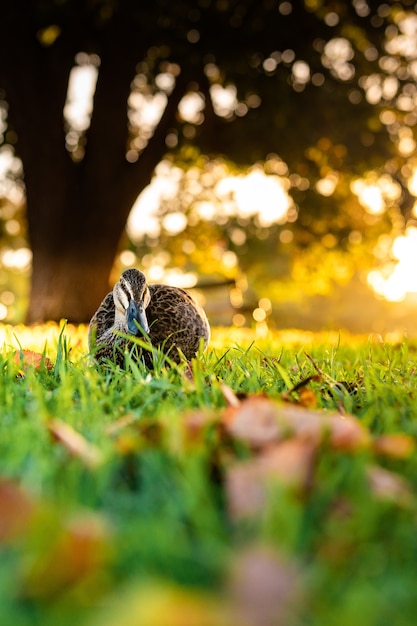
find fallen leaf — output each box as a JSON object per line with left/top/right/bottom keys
{"left": 228, "top": 545, "right": 301, "bottom": 626}
{"left": 225, "top": 438, "right": 316, "bottom": 519}
{"left": 23, "top": 512, "right": 112, "bottom": 598}
{"left": 328, "top": 414, "right": 370, "bottom": 451}
{"left": 13, "top": 349, "right": 53, "bottom": 371}
{"left": 0, "top": 479, "right": 35, "bottom": 542}
{"left": 298, "top": 388, "right": 318, "bottom": 408}
{"left": 105, "top": 414, "right": 136, "bottom": 436}
{"left": 259, "top": 439, "right": 316, "bottom": 489}
{"left": 48, "top": 419, "right": 102, "bottom": 468}
{"left": 276, "top": 404, "right": 369, "bottom": 450}
{"left": 86, "top": 582, "right": 234, "bottom": 626}
{"left": 222, "top": 396, "right": 281, "bottom": 449}
{"left": 225, "top": 460, "right": 266, "bottom": 519}
{"left": 281, "top": 374, "right": 322, "bottom": 404}
{"left": 373, "top": 433, "right": 415, "bottom": 459}
{"left": 367, "top": 465, "right": 413, "bottom": 507}
{"left": 223, "top": 396, "right": 369, "bottom": 452}
{"left": 220, "top": 383, "right": 241, "bottom": 408}
{"left": 182, "top": 410, "right": 214, "bottom": 445}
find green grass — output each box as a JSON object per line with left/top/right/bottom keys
{"left": 1, "top": 324, "right": 417, "bottom": 625}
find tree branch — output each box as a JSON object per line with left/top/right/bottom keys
{"left": 117, "top": 71, "right": 190, "bottom": 213}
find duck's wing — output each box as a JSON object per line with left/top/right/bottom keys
{"left": 88, "top": 292, "right": 115, "bottom": 351}
{"left": 147, "top": 285, "right": 210, "bottom": 361}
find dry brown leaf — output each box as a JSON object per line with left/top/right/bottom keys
{"left": 274, "top": 403, "right": 325, "bottom": 444}
{"left": 105, "top": 414, "right": 136, "bottom": 436}
{"left": 373, "top": 433, "right": 415, "bottom": 459}
{"left": 225, "top": 459, "right": 266, "bottom": 519}
{"left": 281, "top": 374, "right": 322, "bottom": 404}
{"left": 328, "top": 414, "right": 370, "bottom": 451}
{"left": 223, "top": 397, "right": 369, "bottom": 452}
{"left": 367, "top": 465, "right": 413, "bottom": 507}
{"left": 13, "top": 349, "right": 53, "bottom": 372}
{"left": 183, "top": 410, "right": 214, "bottom": 445}
{"left": 225, "top": 438, "right": 316, "bottom": 519}
{"left": 220, "top": 383, "right": 241, "bottom": 408}
{"left": 276, "top": 404, "right": 370, "bottom": 450}
{"left": 228, "top": 545, "right": 301, "bottom": 626}
{"left": 298, "top": 388, "right": 318, "bottom": 408}
{"left": 259, "top": 439, "right": 316, "bottom": 489}
{"left": 0, "top": 479, "right": 35, "bottom": 542}
{"left": 222, "top": 396, "right": 281, "bottom": 449}
{"left": 48, "top": 419, "right": 102, "bottom": 468}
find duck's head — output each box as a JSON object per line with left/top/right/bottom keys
{"left": 113, "top": 269, "right": 150, "bottom": 335}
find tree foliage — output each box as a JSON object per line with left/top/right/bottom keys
{"left": 0, "top": 0, "right": 416, "bottom": 322}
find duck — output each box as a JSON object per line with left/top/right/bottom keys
{"left": 88, "top": 268, "right": 210, "bottom": 368}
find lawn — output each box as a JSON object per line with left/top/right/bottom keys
{"left": 1, "top": 323, "right": 417, "bottom": 626}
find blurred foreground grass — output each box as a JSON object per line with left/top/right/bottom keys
{"left": 1, "top": 322, "right": 417, "bottom": 626}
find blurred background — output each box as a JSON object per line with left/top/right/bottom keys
{"left": 1, "top": 0, "right": 417, "bottom": 334}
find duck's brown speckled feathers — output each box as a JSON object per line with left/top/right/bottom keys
{"left": 88, "top": 268, "right": 210, "bottom": 367}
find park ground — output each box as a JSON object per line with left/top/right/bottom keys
{"left": 1, "top": 322, "right": 417, "bottom": 626}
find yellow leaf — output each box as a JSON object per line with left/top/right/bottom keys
{"left": 373, "top": 433, "right": 415, "bottom": 459}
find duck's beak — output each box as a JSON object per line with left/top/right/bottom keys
{"left": 126, "top": 300, "right": 149, "bottom": 335}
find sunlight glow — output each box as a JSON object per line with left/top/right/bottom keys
{"left": 161, "top": 212, "right": 188, "bottom": 234}
{"left": 210, "top": 84, "right": 238, "bottom": 117}
{"left": 127, "top": 162, "right": 293, "bottom": 242}
{"left": 127, "top": 161, "right": 182, "bottom": 239}
{"left": 385, "top": 13, "right": 417, "bottom": 59}
{"left": 1, "top": 248, "right": 32, "bottom": 270}
{"left": 354, "top": 183, "right": 385, "bottom": 214}
{"left": 368, "top": 228, "right": 417, "bottom": 301}
{"left": 315, "top": 172, "right": 339, "bottom": 196}
{"left": 397, "top": 128, "right": 416, "bottom": 156}
{"left": 322, "top": 38, "right": 355, "bottom": 81}
{"left": 216, "top": 170, "right": 292, "bottom": 226}
{"left": 146, "top": 262, "right": 197, "bottom": 288}
{"left": 119, "top": 250, "right": 137, "bottom": 267}
{"left": 351, "top": 174, "right": 401, "bottom": 215}
{"left": 64, "top": 64, "right": 98, "bottom": 132}
{"left": 128, "top": 92, "right": 167, "bottom": 133}
{"left": 162, "top": 270, "right": 197, "bottom": 288}
{"left": 0, "top": 147, "right": 14, "bottom": 178}
{"left": 178, "top": 92, "right": 205, "bottom": 123}
{"left": 409, "top": 167, "right": 417, "bottom": 196}
{"left": 292, "top": 60, "right": 310, "bottom": 84}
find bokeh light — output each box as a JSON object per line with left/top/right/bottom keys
{"left": 368, "top": 228, "right": 417, "bottom": 301}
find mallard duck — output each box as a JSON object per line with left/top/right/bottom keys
{"left": 88, "top": 268, "right": 210, "bottom": 367}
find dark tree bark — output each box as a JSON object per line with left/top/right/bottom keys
{"left": 0, "top": 2, "right": 190, "bottom": 322}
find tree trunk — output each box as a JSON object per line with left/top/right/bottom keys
{"left": 24, "top": 69, "right": 188, "bottom": 323}
{"left": 0, "top": 3, "right": 190, "bottom": 323}
{"left": 28, "top": 245, "right": 116, "bottom": 324}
